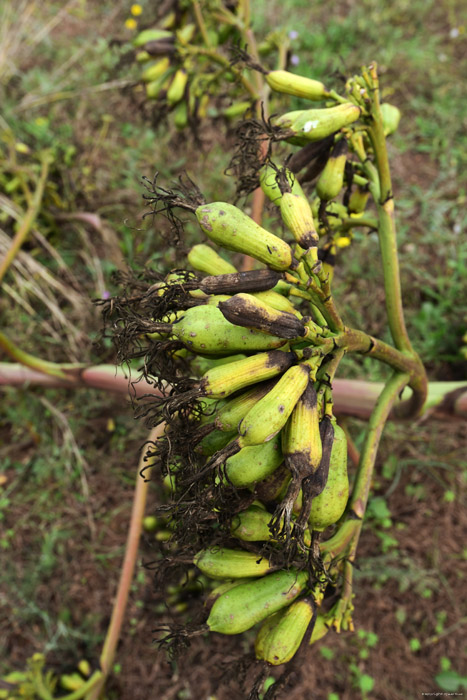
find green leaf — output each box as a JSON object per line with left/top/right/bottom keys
{"left": 435, "top": 671, "right": 467, "bottom": 692}
{"left": 358, "top": 674, "right": 375, "bottom": 693}
{"left": 320, "top": 646, "right": 334, "bottom": 660}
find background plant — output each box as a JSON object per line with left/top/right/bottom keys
{"left": 0, "top": 1, "right": 466, "bottom": 699}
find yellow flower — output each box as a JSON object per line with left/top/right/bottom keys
{"left": 125, "top": 17, "right": 137, "bottom": 30}
{"left": 131, "top": 4, "right": 143, "bottom": 16}
{"left": 335, "top": 236, "right": 351, "bottom": 249}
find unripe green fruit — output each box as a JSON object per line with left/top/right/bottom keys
{"left": 194, "top": 547, "right": 273, "bottom": 579}
{"left": 274, "top": 103, "right": 361, "bottom": 144}
{"left": 196, "top": 428, "right": 237, "bottom": 456}
{"left": 195, "top": 202, "right": 294, "bottom": 271}
{"left": 266, "top": 70, "right": 327, "bottom": 101}
{"left": 256, "top": 597, "right": 314, "bottom": 665}
{"left": 224, "top": 436, "right": 283, "bottom": 487}
{"left": 133, "top": 28, "right": 173, "bottom": 47}
{"left": 380, "top": 102, "right": 401, "bottom": 136}
{"left": 201, "top": 350, "right": 295, "bottom": 399}
{"left": 141, "top": 57, "right": 170, "bottom": 83}
{"left": 206, "top": 569, "right": 308, "bottom": 634}
{"left": 259, "top": 164, "right": 306, "bottom": 205}
{"left": 171, "top": 305, "right": 288, "bottom": 354}
{"left": 188, "top": 244, "right": 237, "bottom": 275}
{"left": 316, "top": 141, "right": 347, "bottom": 201}
{"left": 238, "top": 364, "right": 310, "bottom": 446}
{"left": 309, "top": 613, "right": 330, "bottom": 645}
{"left": 308, "top": 424, "right": 348, "bottom": 531}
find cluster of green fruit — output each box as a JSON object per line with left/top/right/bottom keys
{"left": 104, "top": 65, "right": 402, "bottom": 672}
{"left": 0, "top": 654, "right": 103, "bottom": 700}
{"left": 130, "top": 1, "right": 250, "bottom": 129}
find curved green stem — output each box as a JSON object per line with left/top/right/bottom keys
{"left": 0, "top": 331, "right": 84, "bottom": 380}
{"left": 320, "top": 371, "right": 410, "bottom": 595}
{"left": 349, "top": 371, "right": 410, "bottom": 518}
{"left": 191, "top": 0, "right": 211, "bottom": 47}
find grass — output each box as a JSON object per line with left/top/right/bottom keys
{"left": 0, "top": 0, "right": 466, "bottom": 696}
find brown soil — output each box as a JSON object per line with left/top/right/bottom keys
{"left": 1, "top": 405, "right": 465, "bottom": 700}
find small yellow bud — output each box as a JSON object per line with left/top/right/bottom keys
{"left": 15, "top": 142, "right": 30, "bottom": 154}
{"left": 125, "top": 17, "right": 137, "bottom": 30}
{"left": 130, "top": 4, "right": 143, "bottom": 16}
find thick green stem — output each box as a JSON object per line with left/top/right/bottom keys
{"left": 321, "top": 372, "right": 410, "bottom": 586}
{"left": 349, "top": 371, "right": 410, "bottom": 519}
{"left": 366, "top": 63, "right": 416, "bottom": 357}
{"left": 374, "top": 197, "right": 413, "bottom": 353}
{"left": 0, "top": 331, "right": 84, "bottom": 380}
{"left": 191, "top": 0, "right": 211, "bottom": 46}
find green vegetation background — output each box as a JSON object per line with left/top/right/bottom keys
{"left": 0, "top": 1, "right": 465, "bottom": 698}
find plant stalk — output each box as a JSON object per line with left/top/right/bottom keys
{"left": 87, "top": 423, "right": 166, "bottom": 700}
{"left": 0, "top": 151, "right": 52, "bottom": 285}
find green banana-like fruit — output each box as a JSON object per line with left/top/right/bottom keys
{"left": 309, "top": 612, "right": 330, "bottom": 645}
{"left": 273, "top": 103, "right": 361, "bottom": 144}
{"left": 231, "top": 505, "right": 276, "bottom": 541}
{"left": 153, "top": 305, "right": 288, "bottom": 354}
{"left": 206, "top": 569, "right": 308, "bottom": 634}
{"left": 284, "top": 382, "right": 322, "bottom": 479}
{"left": 205, "top": 294, "right": 232, "bottom": 306}
{"left": 218, "top": 293, "right": 307, "bottom": 339}
{"left": 279, "top": 192, "right": 319, "bottom": 251}
{"left": 145, "top": 70, "right": 173, "bottom": 99}
{"left": 194, "top": 547, "right": 273, "bottom": 579}
{"left": 270, "top": 382, "right": 322, "bottom": 536}
{"left": 141, "top": 57, "right": 171, "bottom": 83}
{"left": 254, "top": 609, "right": 285, "bottom": 658}
{"left": 224, "top": 435, "right": 283, "bottom": 487}
{"left": 195, "top": 202, "right": 294, "bottom": 271}
{"left": 167, "top": 68, "right": 188, "bottom": 105}
{"left": 254, "top": 463, "right": 291, "bottom": 504}
{"left": 222, "top": 101, "right": 253, "bottom": 119}
{"left": 253, "top": 289, "right": 302, "bottom": 316}
{"left": 176, "top": 23, "right": 196, "bottom": 44}
{"left": 348, "top": 185, "right": 370, "bottom": 216}
{"left": 265, "top": 70, "right": 328, "bottom": 101}
{"left": 255, "top": 597, "right": 314, "bottom": 665}
{"left": 231, "top": 505, "right": 313, "bottom": 545}
{"left": 77, "top": 660, "right": 91, "bottom": 677}
{"left": 312, "top": 199, "right": 349, "bottom": 223}
{"left": 196, "top": 427, "right": 238, "bottom": 456}
{"left": 199, "top": 350, "right": 295, "bottom": 399}
{"left": 237, "top": 363, "right": 310, "bottom": 447}
{"left": 136, "top": 50, "right": 151, "bottom": 63}
{"left": 133, "top": 28, "right": 173, "bottom": 47}
{"left": 259, "top": 164, "right": 305, "bottom": 205}
{"left": 60, "top": 673, "right": 85, "bottom": 691}
{"left": 188, "top": 244, "right": 237, "bottom": 275}
{"left": 214, "top": 381, "right": 276, "bottom": 432}
{"left": 159, "top": 10, "right": 176, "bottom": 29}
{"left": 204, "top": 578, "right": 253, "bottom": 609}
{"left": 316, "top": 140, "right": 347, "bottom": 201}
{"left": 308, "top": 423, "right": 349, "bottom": 531}
{"left": 380, "top": 102, "right": 401, "bottom": 136}
{"left": 190, "top": 353, "right": 247, "bottom": 377}
{"left": 173, "top": 99, "right": 188, "bottom": 130}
